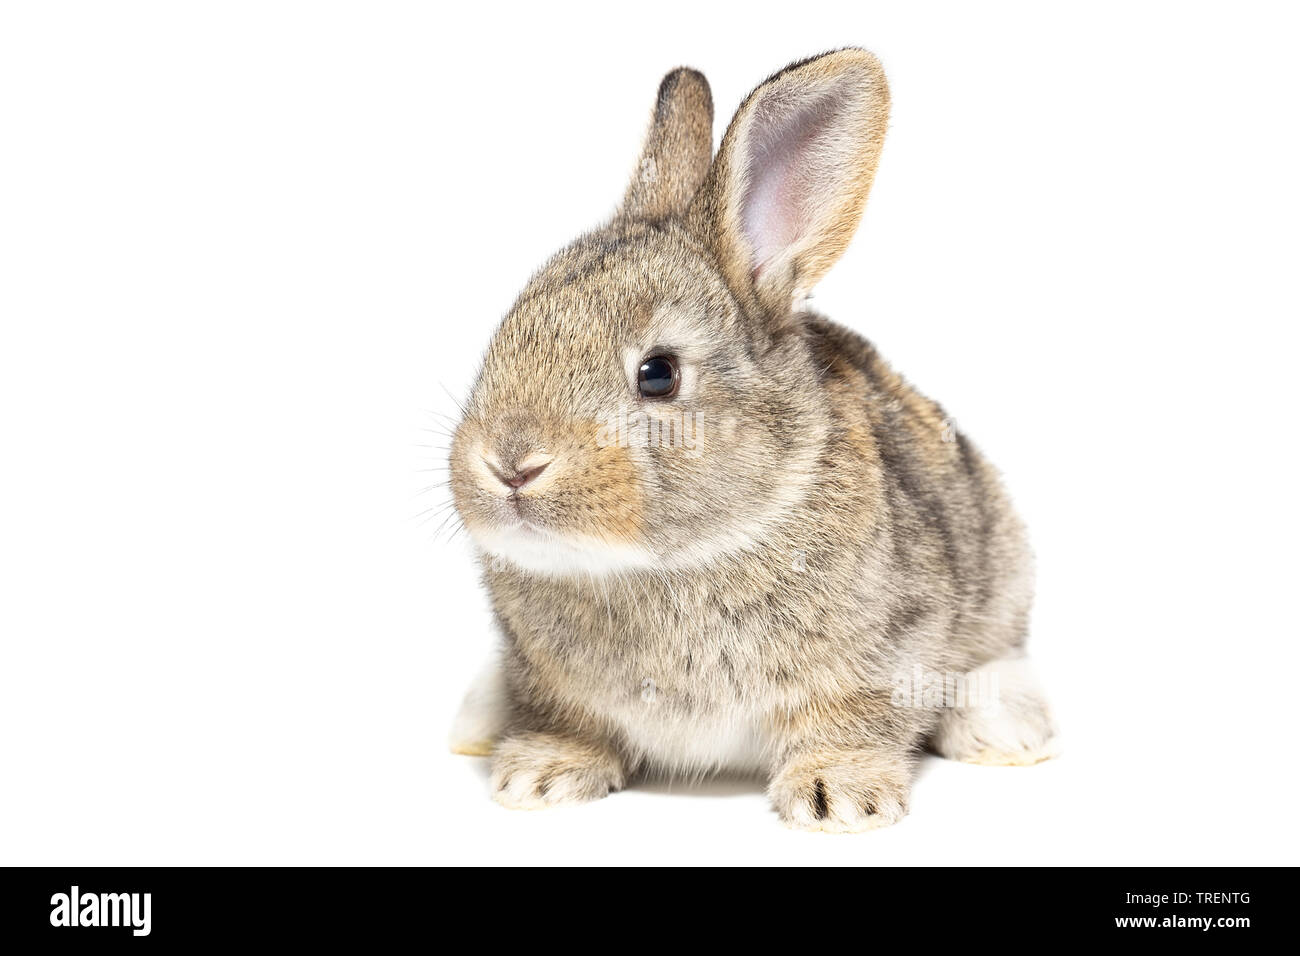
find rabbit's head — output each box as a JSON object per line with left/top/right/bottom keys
{"left": 450, "top": 50, "right": 890, "bottom": 576}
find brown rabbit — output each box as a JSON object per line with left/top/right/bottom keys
{"left": 447, "top": 49, "right": 1056, "bottom": 831}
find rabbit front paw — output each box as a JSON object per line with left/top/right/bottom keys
{"left": 769, "top": 751, "right": 911, "bottom": 833}
{"left": 490, "top": 732, "right": 625, "bottom": 810}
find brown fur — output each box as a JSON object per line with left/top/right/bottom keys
{"left": 448, "top": 49, "right": 1054, "bottom": 830}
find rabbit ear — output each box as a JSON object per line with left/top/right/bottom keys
{"left": 689, "top": 49, "right": 890, "bottom": 319}
{"left": 618, "top": 68, "right": 714, "bottom": 222}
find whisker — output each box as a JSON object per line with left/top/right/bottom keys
{"left": 430, "top": 505, "right": 464, "bottom": 540}
{"left": 413, "top": 500, "right": 457, "bottom": 524}
{"left": 439, "top": 382, "right": 469, "bottom": 418}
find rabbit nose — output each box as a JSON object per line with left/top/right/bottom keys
{"left": 484, "top": 454, "right": 552, "bottom": 491}
{"left": 503, "top": 461, "right": 549, "bottom": 489}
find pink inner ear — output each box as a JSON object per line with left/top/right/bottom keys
{"left": 740, "top": 88, "right": 847, "bottom": 272}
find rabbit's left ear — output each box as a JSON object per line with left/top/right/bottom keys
{"left": 618, "top": 68, "right": 714, "bottom": 222}
{"left": 689, "top": 49, "right": 890, "bottom": 319}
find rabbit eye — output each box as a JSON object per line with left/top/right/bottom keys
{"left": 637, "top": 355, "right": 679, "bottom": 399}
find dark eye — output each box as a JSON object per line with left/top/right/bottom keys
{"left": 637, "top": 355, "right": 679, "bottom": 399}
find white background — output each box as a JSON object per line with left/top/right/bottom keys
{"left": 2, "top": 1, "right": 1297, "bottom": 865}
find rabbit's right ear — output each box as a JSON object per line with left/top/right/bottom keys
{"left": 689, "top": 49, "right": 890, "bottom": 322}
{"left": 618, "top": 68, "right": 714, "bottom": 223}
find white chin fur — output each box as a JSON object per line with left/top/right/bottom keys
{"left": 471, "top": 523, "right": 660, "bottom": 577}
{"left": 470, "top": 520, "right": 776, "bottom": 578}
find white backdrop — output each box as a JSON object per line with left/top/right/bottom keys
{"left": 2, "top": 1, "right": 1297, "bottom": 865}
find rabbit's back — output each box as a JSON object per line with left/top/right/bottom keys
{"left": 806, "top": 315, "right": 1034, "bottom": 670}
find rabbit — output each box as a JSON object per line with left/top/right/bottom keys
{"left": 446, "top": 49, "right": 1057, "bottom": 832}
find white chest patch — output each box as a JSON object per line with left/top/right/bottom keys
{"left": 606, "top": 704, "right": 768, "bottom": 777}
